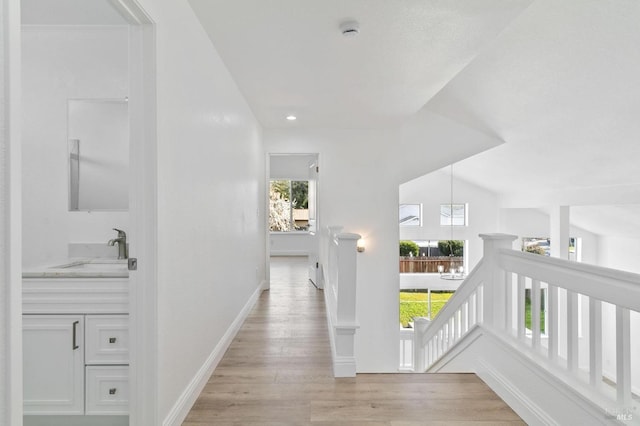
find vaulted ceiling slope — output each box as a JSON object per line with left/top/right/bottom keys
{"left": 427, "top": 0, "right": 640, "bottom": 208}
{"left": 188, "top": 0, "right": 532, "bottom": 128}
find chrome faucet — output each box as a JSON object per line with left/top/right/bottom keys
{"left": 108, "top": 228, "right": 128, "bottom": 259}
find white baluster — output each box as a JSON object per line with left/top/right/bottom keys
{"left": 469, "top": 292, "right": 476, "bottom": 327}
{"left": 506, "top": 271, "right": 513, "bottom": 335}
{"left": 517, "top": 275, "right": 525, "bottom": 341}
{"left": 548, "top": 284, "right": 558, "bottom": 362}
{"left": 616, "top": 306, "right": 631, "bottom": 406}
{"left": 588, "top": 297, "right": 602, "bottom": 389}
{"left": 567, "top": 290, "right": 579, "bottom": 373}
{"left": 461, "top": 302, "right": 468, "bottom": 335}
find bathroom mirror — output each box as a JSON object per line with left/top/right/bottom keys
{"left": 68, "top": 99, "right": 129, "bottom": 211}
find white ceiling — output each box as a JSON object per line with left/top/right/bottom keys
{"left": 188, "top": 0, "right": 532, "bottom": 128}
{"left": 22, "top": 0, "right": 129, "bottom": 25}
{"left": 427, "top": 0, "right": 640, "bottom": 208}
{"left": 188, "top": 0, "right": 640, "bottom": 237}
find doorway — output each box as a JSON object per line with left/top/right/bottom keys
{"left": 18, "top": 1, "right": 157, "bottom": 425}
{"left": 267, "top": 153, "right": 319, "bottom": 289}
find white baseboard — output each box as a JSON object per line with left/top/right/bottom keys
{"left": 162, "top": 280, "right": 265, "bottom": 426}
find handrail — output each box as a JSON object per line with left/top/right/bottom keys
{"left": 415, "top": 259, "right": 484, "bottom": 345}
{"left": 498, "top": 248, "right": 640, "bottom": 312}
{"left": 412, "top": 260, "right": 484, "bottom": 371}
{"left": 410, "top": 233, "right": 640, "bottom": 415}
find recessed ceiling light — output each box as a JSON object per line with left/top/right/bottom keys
{"left": 286, "top": 115, "right": 297, "bottom": 121}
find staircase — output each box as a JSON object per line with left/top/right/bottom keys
{"left": 409, "top": 234, "right": 640, "bottom": 425}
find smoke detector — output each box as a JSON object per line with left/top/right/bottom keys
{"left": 340, "top": 20, "right": 360, "bottom": 37}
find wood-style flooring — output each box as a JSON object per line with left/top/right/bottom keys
{"left": 183, "top": 256, "right": 524, "bottom": 425}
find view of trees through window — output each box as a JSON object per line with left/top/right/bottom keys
{"left": 269, "top": 180, "right": 309, "bottom": 232}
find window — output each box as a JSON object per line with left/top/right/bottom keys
{"left": 440, "top": 203, "right": 466, "bottom": 226}
{"left": 399, "top": 204, "right": 421, "bottom": 226}
{"left": 399, "top": 239, "right": 465, "bottom": 273}
{"left": 269, "top": 180, "right": 309, "bottom": 232}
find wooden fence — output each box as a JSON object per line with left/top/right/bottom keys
{"left": 399, "top": 256, "right": 463, "bottom": 273}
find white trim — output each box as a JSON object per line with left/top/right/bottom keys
{"left": 119, "top": 2, "right": 157, "bottom": 426}
{"left": 3, "top": 0, "right": 23, "bottom": 423}
{"left": 432, "top": 327, "right": 615, "bottom": 426}
{"left": 161, "top": 282, "right": 264, "bottom": 426}
{"left": 477, "top": 358, "right": 558, "bottom": 426}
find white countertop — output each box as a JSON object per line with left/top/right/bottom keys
{"left": 23, "top": 258, "right": 129, "bottom": 279}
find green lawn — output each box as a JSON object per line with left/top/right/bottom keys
{"left": 525, "top": 295, "right": 546, "bottom": 333}
{"left": 400, "top": 290, "right": 546, "bottom": 331}
{"left": 399, "top": 291, "right": 454, "bottom": 327}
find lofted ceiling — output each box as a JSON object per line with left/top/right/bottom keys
{"left": 188, "top": 0, "right": 640, "bottom": 237}
{"left": 188, "top": 0, "right": 532, "bottom": 128}
{"left": 427, "top": 0, "right": 640, "bottom": 209}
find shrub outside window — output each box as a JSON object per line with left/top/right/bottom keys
{"left": 269, "top": 180, "right": 309, "bottom": 232}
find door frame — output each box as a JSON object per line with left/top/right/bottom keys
{"left": 113, "top": 1, "right": 158, "bottom": 424}
{"left": 3, "top": 0, "right": 24, "bottom": 424}
{"left": 4, "top": 0, "right": 159, "bottom": 424}
{"left": 266, "top": 153, "right": 320, "bottom": 288}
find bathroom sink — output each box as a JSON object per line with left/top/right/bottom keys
{"left": 22, "top": 259, "right": 129, "bottom": 279}
{"left": 53, "top": 259, "right": 128, "bottom": 271}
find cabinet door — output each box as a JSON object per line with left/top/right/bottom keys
{"left": 23, "top": 315, "right": 84, "bottom": 414}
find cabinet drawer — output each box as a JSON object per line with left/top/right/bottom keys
{"left": 85, "top": 366, "right": 129, "bottom": 415}
{"left": 85, "top": 315, "right": 129, "bottom": 364}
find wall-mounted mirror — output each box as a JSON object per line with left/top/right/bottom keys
{"left": 68, "top": 98, "right": 129, "bottom": 211}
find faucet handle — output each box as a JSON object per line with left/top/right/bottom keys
{"left": 113, "top": 228, "right": 126, "bottom": 238}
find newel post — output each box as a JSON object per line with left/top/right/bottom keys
{"left": 335, "top": 233, "right": 360, "bottom": 324}
{"left": 413, "top": 317, "right": 430, "bottom": 372}
{"left": 479, "top": 234, "right": 517, "bottom": 330}
{"left": 333, "top": 232, "right": 360, "bottom": 377}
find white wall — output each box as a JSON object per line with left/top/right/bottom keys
{"left": 21, "top": 27, "right": 129, "bottom": 267}
{"left": 136, "top": 0, "right": 266, "bottom": 421}
{"left": 265, "top": 111, "right": 501, "bottom": 372}
{"left": 399, "top": 167, "right": 500, "bottom": 271}
{"left": 266, "top": 127, "right": 400, "bottom": 372}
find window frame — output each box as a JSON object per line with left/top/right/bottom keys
{"left": 440, "top": 203, "right": 467, "bottom": 226}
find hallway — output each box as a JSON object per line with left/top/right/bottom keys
{"left": 183, "top": 257, "right": 524, "bottom": 425}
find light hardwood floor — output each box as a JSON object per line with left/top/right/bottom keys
{"left": 183, "top": 257, "right": 525, "bottom": 425}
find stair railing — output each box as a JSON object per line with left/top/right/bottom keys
{"left": 412, "top": 233, "right": 640, "bottom": 416}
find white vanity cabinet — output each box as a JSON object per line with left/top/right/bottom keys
{"left": 22, "top": 276, "right": 130, "bottom": 419}
{"left": 23, "top": 314, "right": 130, "bottom": 416}
{"left": 23, "top": 315, "right": 85, "bottom": 414}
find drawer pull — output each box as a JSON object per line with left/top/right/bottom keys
{"left": 109, "top": 388, "right": 117, "bottom": 395}
{"left": 109, "top": 337, "right": 117, "bottom": 344}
